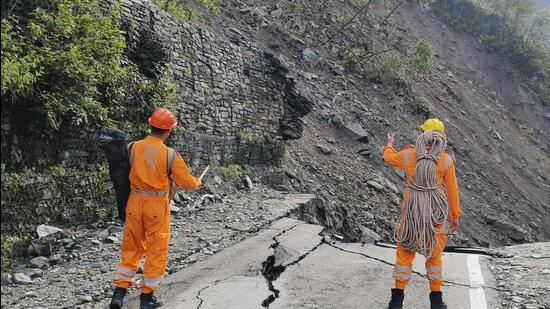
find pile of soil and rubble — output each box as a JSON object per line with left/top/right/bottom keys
{"left": 207, "top": 0, "right": 550, "bottom": 247}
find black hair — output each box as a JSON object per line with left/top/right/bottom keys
{"left": 150, "top": 126, "right": 170, "bottom": 135}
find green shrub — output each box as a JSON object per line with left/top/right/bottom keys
{"left": 1, "top": 234, "right": 27, "bottom": 271}
{"left": 49, "top": 164, "right": 67, "bottom": 177}
{"left": 153, "top": 0, "right": 221, "bottom": 21}
{"left": 237, "top": 133, "right": 287, "bottom": 166}
{"left": 343, "top": 47, "right": 368, "bottom": 74}
{"left": 110, "top": 67, "right": 179, "bottom": 137}
{"left": 1, "top": 0, "right": 126, "bottom": 132}
{"left": 218, "top": 164, "right": 251, "bottom": 178}
{"left": 411, "top": 39, "right": 435, "bottom": 74}
{"left": 411, "top": 96, "right": 433, "bottom": 118}
{"left": 371, "top": 52, "right": 411, "bottom": 89}
{"left": 1, "top": 0, "right": 179, "bottom": 169}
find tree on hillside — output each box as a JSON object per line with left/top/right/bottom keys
{"left": 1, "top": 0, "right": 177, "bottom": 169}
{"left": 432, "top": 0, "right": 550, "bottom": 105}
{"left": 411, "top": 39, "right": 435, "bottom": 74}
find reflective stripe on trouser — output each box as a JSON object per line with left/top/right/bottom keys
{"left": 393, "top": 264, "right": 412, "bottom": 281}
{"left": 142, "top": 276, "right": 163, "bottom": 290}
{"left": 394, "top": 228, "right": 446, "bottom": 291}
{"left": 114, "top": 193, "right": 170, "bottom": 293}
{"left": 114, "top": 266, "right": 137, "bottom": 282}
{"left": 426, "top": 265, "right": 443, "bottom": 280}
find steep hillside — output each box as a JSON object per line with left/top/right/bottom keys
{"left": 205, "top": 0, "right": 550, "bottom": 246}
{"left": 396, "top": 3, "right": 550, "bottom": 144}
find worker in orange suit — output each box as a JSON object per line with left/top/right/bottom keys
{"left": 110, "top": 108, "right": 202, "bottom": 309}
{"left": 383, "top": 119, "right": 461, "bottom": 309}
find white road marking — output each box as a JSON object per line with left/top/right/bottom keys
{"left": 467, "top": 255, "right": 488, "bottom": 309}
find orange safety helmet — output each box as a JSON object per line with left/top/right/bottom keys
{"left": 148, "top": 108, "right": 177, "bottom": 130}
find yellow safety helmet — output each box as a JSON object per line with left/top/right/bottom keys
{"left": 419, "top": 118, "right": 445, "bottom": 132}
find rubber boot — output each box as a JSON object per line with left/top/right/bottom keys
{"left": 140, "top": 292, "right": 163, "bottom": 309}
{"left": 388, "top": 288, "right": 404, "bottom": 309}
{"left": 109, "top": 287, "right": 127, "bottom": 309}
{"left": 430, "top": 291, "right": 448, "bottom": 309}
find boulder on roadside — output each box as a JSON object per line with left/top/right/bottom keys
{"left": 26, "top": 242, "right": 52, "bottom": 257}
{"left": 21, "top": 268, "right": 44, "bottom": 278}
{"left": 389, "top": 193, "right": 401, "bottom": 205}
{"left": 245, "top": 176, "right": 254, "bottom": 190}
{"left": 343, "top": 122, "right": 369, "bottom": 144}
{"left": 104, "top": 236, "right": 119, "bottom": 244}
{"left": 29, "top": 256, "right": 49, "bottom": 269}
{"left": 1, "top": 273, "right": 12, "bottom": 285}
{"left": 12, "top": 273, "right": 33, "bottom": 285}
{"left": 36, "top": 225, "right": 65, "bottom": 239}
{"left": 170, "top": 204, "right": 181, "bottom": 213}
{"left": 79, "top": 295, "right": 94, "bottom": 304}
{"left": 360, "top": 226, "right": 381, "bottom": 243}
{"left": 383, "top": 178, "right": 399, "bottom": 194}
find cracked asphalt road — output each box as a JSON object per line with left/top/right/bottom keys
{"left": 125, "top": 218, "right": 503, "bottom": 308}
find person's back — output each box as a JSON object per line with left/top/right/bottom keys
{"left": 383, "top": 119, "right": 461, "bottom": 309}
{"left": 130, "top": 136, "right": 172, "bottom": 194}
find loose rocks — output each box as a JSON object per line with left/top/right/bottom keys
{"left": 29, "top": 256, "right": 49, "bottom": 269}
{"left": 12, "top": 273, "right": 33, "bottom": 285}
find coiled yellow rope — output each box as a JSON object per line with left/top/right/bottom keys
{"left": 395, "top": 131, "right": 449, "bottom": 257}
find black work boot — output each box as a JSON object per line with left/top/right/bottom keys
{"left": 430, "top": 291, "right": 448, "bottom": 309}
{"left": 388, "top": 288, "right": 404, "bottom": 309}
{"left": 109, "top": 287, "right": 127, "bottom": 309}
{"left": 140, "top": 292, "right": 163, "bottom": 309}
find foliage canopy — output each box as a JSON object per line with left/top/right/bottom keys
{"left": 1, "top": 0, "right": 178, "bottom": 169}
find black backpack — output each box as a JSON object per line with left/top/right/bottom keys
{"left": 96, "top": 127, "right": 133, "bottom": 222}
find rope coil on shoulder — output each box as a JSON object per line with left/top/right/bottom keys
{"left": 395, "top": 131, "right": 449, "bottom": 257}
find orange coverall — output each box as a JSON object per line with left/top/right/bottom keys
{"left": 383, "top": 145, "right": 461, "bottom": 292}
{"left": 114, "top": 135, "right": 201, "bottom": 293}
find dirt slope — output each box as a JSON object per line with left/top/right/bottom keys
{"left": 394, "top": 3, "right": 550, "bottom": 145}
{"left": 208, "top": 0, "right": 550, "bottom": 247}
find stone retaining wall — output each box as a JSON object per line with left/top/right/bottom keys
{"left": 1, "top": 166, "right": 114, "bottom": 236}
{"left": 114, "top": 0, "right": 312, "bottom": 164}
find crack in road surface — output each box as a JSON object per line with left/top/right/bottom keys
{"left": 260, "top": 224, "right": 300, "bottom": 308}
{"left": 261, "top": 251, "right": 285, "bottom": 307}
{"left": 260, "top": 224, "right": 325, "bottom": 308}
{"left": 195, "top": 285, "right": 207, "bottom": 309}
{"left": 328, "top": 243, "right": 499, "bottom": 290}
{"left": 284, "top": 240, "right": 324, "bottom": 268}
{"left": 193, "top": 222, "right": 304, "bottom": 309}
{"left": 195, "top": 276, "right": 235, "bottom": 309}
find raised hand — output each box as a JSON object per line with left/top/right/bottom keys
{"left": 387, "top": 132, "right": 395, "bottom": 147}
